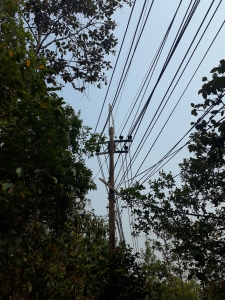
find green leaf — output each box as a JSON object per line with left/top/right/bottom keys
{"left": 28, "top": 245, "right": 34, "bottom": 252}
{"left": 210, "top": 67, "right": 218, "bottom": 73}
{"left": 51, "top": 176, "right": 58, "bottom": 184}
{"left": 27, "top": 281, "right": 32, "bottom": 292}
{"left": 202, "top": 91, "right": 207, "bottom": 99}
{"left": 15, "top": 237, "right": 21, "bottom": 248}
{"left": 16, "top": 167, "right": 22, "bottom": 177}
{"left": 40, "top": 102, "right": 49, "bottom": 109}
{"left": 72, "top": 168, "right": 77, "bottom": 176}
{"left": 191, "top": 109, "right": 197, "bottom": 116}
{"left": 2, "top": 183, "right": 13, "bottom": 190}
{"left": 210, "top": 110, "right": 219, "bottom": 114}
{"left": 190, "top": 250, "right": 201, "bottom": 258}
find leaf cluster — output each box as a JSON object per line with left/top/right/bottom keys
{"left": 21, "top": 0, "right": 132, "bottom": 91}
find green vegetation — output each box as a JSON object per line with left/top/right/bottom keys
{"left": 0, "top": 1, "right": 145, "bottom": 299}
{"left": 1, "top": 0, "right": 225, "bottom": 299}
{"left": 21, "top": 0, "right": 132, "bottom": 91}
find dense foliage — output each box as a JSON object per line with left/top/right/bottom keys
{"left": 141, "top": 240, "right": 201, "bottom": 300}
{"left": 0, "top": 2, "right": 148, "bottom": 299}
{"left": 4, "top": 1, "right": 225, "bottom": 299}
{"left": 21, "top": 0, "right": 132, "bottom": 91}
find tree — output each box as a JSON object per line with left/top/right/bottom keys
{"left": 141, "top": 239, "right": 201, "bottom": 300}
{"left": 0, "top": 3, "right": 147, "bottom": 299}
{"left": 0, "top": 13, "right": 96, "bottom": 235}
{"left": 121, "top": 60, "right": 225, "bottom": 299}
{"left": 0, "top": 0, "right": 97, "bottom": 284}
{"left": 20, "top": 0, "right": 132, "bottom": 91}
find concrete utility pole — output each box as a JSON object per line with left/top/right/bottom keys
{"left": 96, "top": 129, "right": 132, "bottom": 249}
{"left": 96, "top": 123, "right": 132, "bottom": 300}
{"left": 109, "top": 126, "right": 115, "bottom": 250}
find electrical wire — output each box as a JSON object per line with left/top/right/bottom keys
{"left": 101, "top": 0, "right": 156, "bottom": 135}
{"left": 118, "top": 81, "right": 225, "bottom": 188}
{"left": 133, "top": 203, "right": 225, "bottom": 220}
{"left": 131, "top": 0, "right": 221, "bottom": 179}
{"left": 113, "top": 0, "right": 186, "bottom": 183}
{"left": 125, "top": 153, "right": 140, "bottom": 256}
{"left": 144, "top": 113, "right": 225, "bottom": 183}
{"left": 117, "top": 0, "right": 200, "bottom": 186}
{"left": 114, "top": 0, "right": 151, "bottom": 121}
{"left": 94, "top": 155, "right": 109, "bottom": 180}
{"left": 94, "top": 2, "right": 225, "bottom": 254}
{"left": 94, "top": 0, "right": 137, "bottom": 133}
{"left": 128, "top": 0, "right": 196, "bottom": 138}
{"left": 117, "top": 17, "right": 176, "bottom": 136}
{"left": 97, "top": 156, "right": 108, "bottom": 193}
{"left": 139, "top": 20, "right": 225, "bottom": 183}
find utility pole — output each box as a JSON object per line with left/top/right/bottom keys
{"left": 96, "top": 129, "right": 132, "bottom": 249}
{"left": 96, "top": 123, "right": 132, "bottom": 300}
{"left": 109, "top": 126, "right": 115, "bottom": 250}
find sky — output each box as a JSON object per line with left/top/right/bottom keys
{"left": 59, "top": 0, "right": 225, "bottom": 252}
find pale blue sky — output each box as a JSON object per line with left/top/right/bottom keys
{"left": 59, "top": 0, "right": 225, "bottom": 251}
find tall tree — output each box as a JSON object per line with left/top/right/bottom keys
{"left": 0, "top": 3, "right": 147, "bottom": 299}
{"left": 0, "top": 0, "right": 98, "bottom": 253}
{"left": 21, "top": 0, "right": 132, "bottom": 91}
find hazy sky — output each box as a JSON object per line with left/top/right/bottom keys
{"left": 59, "top": 0, "right": 225, "bottom": 251}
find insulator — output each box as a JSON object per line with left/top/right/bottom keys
{"left": 128, "top": 135, "right": 132, "bottom": 140}
{"left": 96, "top": 148, "right": 100, "bottom": 153}
{"left": 119, "top": 135, "right": 123, "bottom": 140}
{"left": 124, "top": 145, "right": 129, "bottom": 150}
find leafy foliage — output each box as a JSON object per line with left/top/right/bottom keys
{"left": 141, "top": 240, "right": 201, "bottom": 300}
{"left": 0, "top": 3, "right": 148, "bottom": 299}
{"left": 21, "top": 0, "right": 132, "bottom": 91}
{"left": 0, "top": 6, "right": 96, "bottom": 236}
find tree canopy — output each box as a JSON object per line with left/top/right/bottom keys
{"left": 0, "top": 2, "right": 149, "bottom": 299}
{"left": 0, "top": 0, "right": 96, "bottom": 235}
{"left": 21, "top": 0, "right": 132, "bottom": 91}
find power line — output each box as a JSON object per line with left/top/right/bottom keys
{"left": 116, "top": 0, "right": 199, "bottom": 186}
{"left": 94, "top": 155, "right": 109, "bottom": 180}
{"left": 129, "top": 0, "right": 200, "bottom": 135}
{"left": 114, "top": 0, "right": 151, "bottom": 122}
{"left": 117, "top": 0, "right": 194, "bottom": 138}
{"left": 144, "top": 110, "right": 225, "bottom": 183}
{"left": 101, "top": 0, "right": 155, "bottom": 135}
{"left": 117, "top": 17, "right": 176, "bottom": 136}
{"left": 94, "top": 0, "right": 137, "bottom": 133}
{"left": 113, "top": 1, "right": 186, "bottom": 184}
{"left": 97, "top": 156, "right": 108, "bottom": 193}
{"left": 117, "top": 84, "right": 225, "bottom": 187}
{"left": 131, "top": 202, "right": 225, "bottom": 220}
{"left": 128, "top": 0, "right": 196, "bottom": 138}
{"left": 139, "top": 21, "right": 225, "bottom": 183}
{"left": 131, "top": 0, "right": 221, "bottom": 179}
